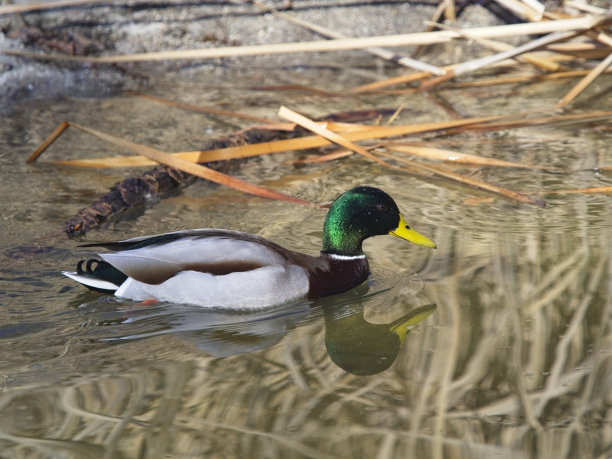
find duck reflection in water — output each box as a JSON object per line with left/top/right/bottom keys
{"left": 323, "top": 302, "right": 435, "bottom": 376}
{"left": 83, "top": 288, "right": 435, "bottom": 375}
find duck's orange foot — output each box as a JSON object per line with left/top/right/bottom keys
{"left": 136, "top": 298, "right": 159, "bottom": 307}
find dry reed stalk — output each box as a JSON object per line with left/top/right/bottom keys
{"left": 445, "top": 111, "right": 612, "bottom": 134}
{"left": 383, "top": 143, "right": 543, "bottom": 169}
{"left": 350, "top": 52, "right": 574, "bottom": 94}
{"left": 5, "top": 15, "right": 610, "bottom": 63}
{"left": 444, "top": 0, "right": 456, "bottom": 21}
{"left": 277, "top": 107, "right": 550, "bottom": 204}
{"left": 41, "top": 110, "right": 611, "bottom": 170}
{"left": 545, "top": 41, "right": 612, "bottom": 60}
{"left": 420, "top": 30, "right": 578, "bottom": 89}
{"left": 0, "top": 0, "right": 104, "bottom": 15}
{"left": 349, "top": 54, "right": 582, "bottom": 94}
{"left": 547, "top": 41, "right": 609, "bottom": 54}
{"left": 127, "top": 91, "right": 277, "bottom": 124}
{"left": 427, "top": 21, "right": 564, "bottom": 72}
{"left": 348, "top": 71, "right": 437, "bottom": 93}
{"left": 27, "top": 121, "right": 69, "bottom": 163}
{"left": 374, "top": 150, "right": 546, "bottom": 206}
{"left": 411, "top": 0, "right": 447, "bottom": 58}
{"left": 546, "top": 185, "right": 612, "bottom": 194}
{"left": 251, "top": 0, "right": 444, "bottom": 75}
{"left": 449, "top": 68, "right": 612, "bottom": 88}
{"left": 493, "top": 0, "right": 545, "bottom": 21}
{"left": 349, "top": 17, "right": 611, "bottom": 93}
{"left": 557, "top": 50, "right": 612, "bottom": 107}
{"left": 277, "top": 106, "right": 391, "bottom": 168}
{"left": 564, "top": 1, "right": 607, "bottom": 15}
{"left": 37, "top": 122, "right": 317, "bottom": 207}
{"left": 386, "top": 104, "right": 405, "bottom": 124}
{"left": 589, "top": 29, "right": 612, "bottom": 48}
{"left": 41, "top": 113, "right": 514, "bottom": 168}
{"left": 289, "top": 149, "right": 358, "bottom": 164}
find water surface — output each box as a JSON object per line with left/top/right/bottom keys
{"left": 1, "top": 66, "right": 612, "bottom": 458}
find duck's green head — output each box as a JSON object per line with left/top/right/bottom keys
{"left": 321, "top": 186, "right": 436, "bottom": 256}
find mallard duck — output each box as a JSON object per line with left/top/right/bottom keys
{"left": 63, "top": 186, "right": 436, "bottom": 308}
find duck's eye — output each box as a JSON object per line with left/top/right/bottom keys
{"left": 375, "top": 203, "right": 388, "bottom": 212}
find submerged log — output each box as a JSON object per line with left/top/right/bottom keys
{"left": 64, "top": 167, "right": 192, "bottom": 238}
{"left": 64, "top": 108, "right": 394, "bottom": 238}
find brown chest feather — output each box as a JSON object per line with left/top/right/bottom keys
{"left": 306, "top": 256, "right": 370, "bottom": 298}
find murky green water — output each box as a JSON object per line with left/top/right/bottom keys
{"left": 1, "top": 66, "right": 612, "bottom": 458}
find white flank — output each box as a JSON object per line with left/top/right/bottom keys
{"left": 115, "top": 265, "right": 310, "bottom": 309}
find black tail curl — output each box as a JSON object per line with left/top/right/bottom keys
{"left": 76, "top": 259, "right": 128, "bottom": 292}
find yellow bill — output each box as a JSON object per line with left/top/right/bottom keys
{"left": 389, "top": 215, "right": 437, "bottom": 249}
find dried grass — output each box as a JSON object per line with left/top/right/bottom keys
{"left": 23, "top": 1, "right": 612, "bottom": 204}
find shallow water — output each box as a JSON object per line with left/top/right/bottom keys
{"left": 1, "top": 65, "right": 612, "bottom": 458}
